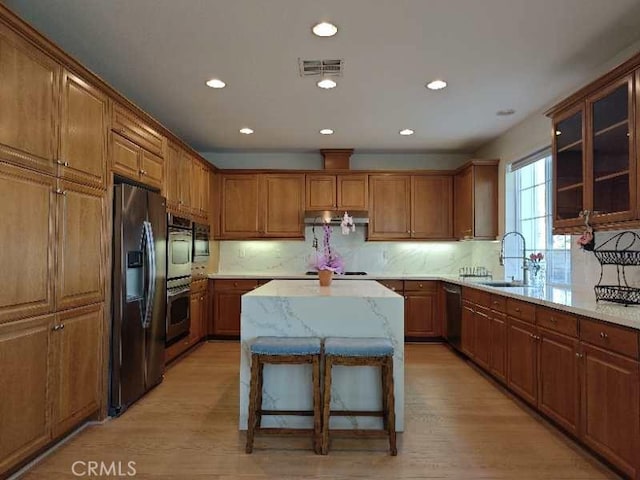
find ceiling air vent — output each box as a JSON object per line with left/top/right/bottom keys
{"left": 298, "top": 59, "right": 344, "bottom": 77}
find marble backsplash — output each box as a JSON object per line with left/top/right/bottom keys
{"left": 218, "top": 226, "right": 504, "bottom": 277}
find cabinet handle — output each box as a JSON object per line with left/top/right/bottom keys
{"left": 406, "top": 230, "right": 411, "bottom": 234}
{"left": 599, "top": 331, "right": 608, "bottom": 339}
{"left": 418, "top": 283, "right": 423, "bottom": 288}
{"left": 233, "top": 282, "right": 238, "bottom": 287}
{"left": 549, "top": 317, "right": 557, "bottom": 323}
{"left": 56, "top": 160, "right": 69, "bottom": 167}
{"left": 52, "top": 324, "right": 60, "bottom": 331}
{"left": 404, "top": 295, "right": 407, "bottom": 299}
{"left": 59, "top": 323, "right": 65, "bottom": 330}
{"left": 515, "top": 307, "right": 521, "bottom": 312}
{"left": 140, "top": 169, "right": 147, "bottom": 175}
{"left": 55, "top": 188, "right": 66, "bottom": 196}
{"left": 575, "top": 353, "right": 583, "bottom": 358}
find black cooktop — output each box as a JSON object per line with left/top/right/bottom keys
{"left": 305, "top": 271, "right": 367, "bottom": 276}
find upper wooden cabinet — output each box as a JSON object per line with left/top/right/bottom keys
{"left": 453, "top": 161, "right": 498, "bottom": 240}
{"left": 191, "top": 159, "right": 210, "bottom": 221}
{"left": 111, "top": 102, "right": 166, "bottom": 158}
{"left": 111, "top": 132, "right": 163, "bottom": 189}
{"left": 369, "top": 174, "right": 453, "bottom": 240}
{"left": 58, "top": 70, "right": 108, "bottom": 189}
{"left": 179, "top": 151, "right": 193, "bottom": 211}
{"left": 0, "top": 23, "right": 60, "bottom": 176}
{"left": 219, "top": 173, "right": 304, "bottom": 239}
{"left": 305, "top": 173, "right": 368, "bottom": 211}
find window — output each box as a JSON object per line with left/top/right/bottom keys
{"left": 505, "top": 151, "right": 571, "bottom": 286}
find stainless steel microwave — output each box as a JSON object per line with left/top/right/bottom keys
{"left": 167, "top": 214, "right": 192, "bottom": 280}
{"left": 193, "top": 222, "right": 210, "bottom": 264}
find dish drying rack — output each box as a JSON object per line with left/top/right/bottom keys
{"left": 593, "top": 231, "right": 640, "bottom": 306}
{"left": 459, "top": 266, "right": 492, "bottom": 281}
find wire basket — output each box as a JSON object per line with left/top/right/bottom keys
{"left": 594, "top": 285, "right": 640, "bottom": 305}
{"left": 593, "top": 231, "right": 640, "bottom": 306}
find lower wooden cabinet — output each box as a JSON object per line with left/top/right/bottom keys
{"left": 581, "top": 343, "right": 640, "bottom": 479}
{"left": 0, "top": 315, "right": 53, "bottom": 477}
{"left": 473, "top": 308, "right": 491, "bottom": 369}
{"left": 404, "top": 281, "right": 439, "bottom": 338}
{"left": 488, "top": 311, "right": 507, "bottom": 382}
{"left": 461, "top": 302, "right": 475, "bottom": 357}
{"left": 0, "top": 303, "right": 103, "bottom": 478}
{"left": 506, "top": 317, "right": 537, "bottom": 406}
{"left": 212, "top": 279, "right": 261, "bottom": 337}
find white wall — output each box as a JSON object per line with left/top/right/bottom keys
{"left": 201, "top": 151, "right": 469, "bottom": 170}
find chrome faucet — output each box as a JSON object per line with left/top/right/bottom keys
{"left": 499, "top": 231, "right": 529, "bottom": 285}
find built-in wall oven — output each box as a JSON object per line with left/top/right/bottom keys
{"left": 167, "top": 214, "right": 192, "bottom": 345}
{"left": 193, "top": 222, "right": 210, "bottom": 263}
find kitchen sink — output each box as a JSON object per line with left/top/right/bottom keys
{"left": 478, "top": 280, "right": 525, "bottom": 287}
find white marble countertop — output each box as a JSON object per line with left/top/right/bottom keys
{"left": 209, "top": 271, "right": 640, "bottom": 331}
{"left": 244, "top": 279, "right": 402, "bottom": 298}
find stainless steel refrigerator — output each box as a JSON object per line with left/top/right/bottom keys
{"left": 110, "top": 183, "right": 167, "bottom": 416}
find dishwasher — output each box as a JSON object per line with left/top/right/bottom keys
{"left": 443, "top": 283, "right": 462, "bottom": 351}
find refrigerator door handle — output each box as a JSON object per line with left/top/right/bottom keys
{"left": 142, "top": 220, "right": 157, "bottom": 329}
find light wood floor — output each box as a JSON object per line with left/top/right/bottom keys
{"left": 19, "top": 342, "right": 618, "bottom": 479}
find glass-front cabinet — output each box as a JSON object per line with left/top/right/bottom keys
{"left": 551, "top": 73, "right": 635, "bottom": 231}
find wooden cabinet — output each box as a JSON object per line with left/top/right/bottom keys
{"left": 111, "top": 132, "right": 163, "bottom": 189}
{"left": 580, "top": 343, "right": 640, "bottom": 479}
{"left": 489, "top": 311, "right": 507, "bottom": 382}
{"left": 178, "top": 151, "right": 193, "bottom": 211}
{"left": 473, "top": 307, "right": 491, "bottom": 369}
{"left": 461, "top": 302, "right": 476, "bottom": 358}
{"left": 404, "top": 281, "right": 439, "bottom": 338}
{"left": 305, "top": 174, "right": 368, "bottom": 211}
{"left": 111, "top": 102, "right": 165, "bottom": 158}
{"left": 262, "top": 174, "right": 304, "bottom": 238}
{"left": 212, "top": 279, "right": 260, "bottom": 337}
{"left": 219, "top": 174, "right": 304, "bottom": 239}
{"left": 538, "top": 328, "right": 579, "bottom": 436}
{"left": 165, "top": 142, "right": 181, "bottom": 210}
{"left": 453, "top": 161, "right": 498, "bottom": 240}
{"left": 52, "top": 303, "right": 101, "bottom": 437}
{"left": 0, "top": 315, "right": 54, "bottom": 477}
{"left": 191, "top": 158, "right": 211, "bottom": 221}
{"left": 58, "top": 70, "right": 108, "bottom": 189}
{"left": 0, "top": 163, "right": 56, "bottom": 323}
{"left": 189, "top": 292, "right": 203, "bottom": 344}
{"left": 412, "top": 175, "right": 453, "bottom": 239}
{"left": 368, "top": 175, "right": 411, "bottom": 240}
{"left": 0, "top": 23, "right": 60, "bottom": 176}
{"left": 506, "top": 317, "right": 537, "bottom": 406}
{"left": 54, "top": 180, "right": 105, "bottom": 312}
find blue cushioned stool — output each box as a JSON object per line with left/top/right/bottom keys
{"left": 246, "top": 336, "right": 322, "bottom": 454}
{"left": 321, "top": 337, "right": 397, "bottom": 455}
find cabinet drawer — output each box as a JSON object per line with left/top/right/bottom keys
{"left": 490, "top": 294, "right": 506, "bottom": 312}
{"left": 580, "top": 318, "right": 639, "bottom": 359}
{"left": 537, "top": 307, "right": 577, "bottom": 337}
{"left": 506, "top": 298, "right": 536, "bottom": 323}
{"left": 112, "top": 103, "right": 165, "bottom": 157}
{"left": 463, "top": 287, "right": 491, "bottom": 308}
{"left": 377, "top": 280, "right": 404, "bottom": 293}
{"left": 214, "top": 279, "right": 260, "bottom": 291}
{"left": 404, "top": 280, "right": 436, "bottom": 293}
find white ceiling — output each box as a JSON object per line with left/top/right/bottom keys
{"left": 6, "top": 0, "right": 640, "bottom": 153}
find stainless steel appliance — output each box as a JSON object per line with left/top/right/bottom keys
{"left": 167, "top": 214, "right": 192, "bottom": 345}
{"left": 193, "top": 222, "right": 210, "bottom": 264}
{"left": 110, "top": 184, "right": 167, "bottom": 416}
{"left": 443, "top": 283, "right": 462, "bottom": 350}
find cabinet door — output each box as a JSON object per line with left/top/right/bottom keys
{"left": 306, "top": 174, "right": 336, "bottom": 210}
{"left": 404, "top": 293, "right": 437, "bottom": 338}
{"left": 412, "top": 175, "right": 453, "bottom": 239}
{"left": 472, "top": 165, "right": 498, "bottom": 239}
{"left": 165, "top": 142, "right": 181, "bottom": 210}
{"left": 191, "top": 157, "right": 202, "bottom": 216}
{"left": 55, "top": 180, "right": 105, "bottom": 311}
{"left": 461, "top": 303, "right": 475, "bottom": 357}
{"left": 111, "top": 132, "right": 141, "bottom": 181}
{"left": 200, "top": 163, "right": 210, "bottom": 219}
{"left": 489, "top": 312, "right": 507, "bottom": 383}
{"left": 368, "top": 175, "right": 411, "bottom": 239}
{"left": 0, "top": 24, "right": 59, "bottom": 175}
{"left": 59, "top": 70, "right": 108, "bottom": 189}
{"left": 538, "top": 329, "right": 579, "bottom": 436}
{"left": 453, "top": 167, "right": 473, "bottom": 239}
{"left": 581, "top": 343, "right": 639, "bottom": 479}
{"left": 0, "top": 315, "right": 54, "bottom": 477}
{"left": 190, "top": 293, "right": 202, "bottom": 343}
{"left": 337, "top": 174, "right": 368, "bottom": 211}
{"left": 52, "top": 304, "right": 102, "bottom": 438}
{"left": 0, "top": 164, "right": 56, "bottom": 323}
{"left": 588, "top": 75, "right": 635, "bottom": 224}
{"left": 213, "top": 291, "right": 241, "bottom": 336}
{"left": 474, "top": 308, "right": 491, "bottom": 369}
{"left": 179, "top": 151, "right": 192, "bottom": 211}
{"left": 507, "top": 317, "right": 537, "bottom": 406}
{"left": 220, "top": 174, "right": 261, "bottom": 238}
{"left": 263, "top": 174, "right": 304, "bottom": 238}
{"left": 140, "top": 150, "right": 164, "bottom": 190}
{"left": 553, "top": 105, "right": 585, "bottom": 228}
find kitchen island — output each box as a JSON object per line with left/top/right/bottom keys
{"left": 239, "top": 279, "right": 405, "bottom": 431}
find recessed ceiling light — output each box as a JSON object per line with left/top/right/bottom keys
{"left": 239, "top": 127, "right": 254, "bottom": 135}
{"left": 206, "top": 78, "right": 226, "bottom": 89}
{"left": 426, "top": 79, "right": 447, "bottom": 90}
{"left": 312, "top": 22, "right": 338, "bottom": 37}
{"left": 496, "top": 109, "right": 516, "bottom": 116}
{"left": 399, "top": 129, "right": 414, "bottom": 136}
{"left": 320, "top": 129, "right": 334, "bottom": 135}
{"left": 317, "top": 78, "right": 337, "bottom": 89}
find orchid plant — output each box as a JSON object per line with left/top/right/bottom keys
{"left": 309, "top": 224, "right": 345, "bottom": 273}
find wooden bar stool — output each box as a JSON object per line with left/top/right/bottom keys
{"left": 321, "top": 336, "right": 397, "bottom": 455}
{"left": 245, "top": 336, "right": 322, "bottom": 454}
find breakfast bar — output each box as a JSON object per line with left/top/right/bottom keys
{"left": 239, "top": 280, "right": 405, "bottom": 431}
